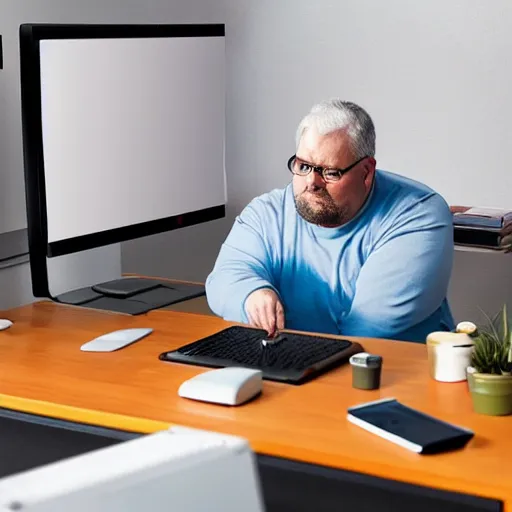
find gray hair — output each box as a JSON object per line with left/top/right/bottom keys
{"left": 295, "top": 99, "right": 376, "bottom": 159}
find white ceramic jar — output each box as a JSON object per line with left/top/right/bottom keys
{"left": 426, "top": 332, "right": 475, "bottom": 382}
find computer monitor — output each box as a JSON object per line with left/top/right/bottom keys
{"left": 19, "top": 23, "right": 226, "bottom": 313}
{"left": 0, "top": 426, "right": 265, "bottom": 512}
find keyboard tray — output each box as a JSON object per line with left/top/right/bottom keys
{"left": 159, "top": 326, "right": 363, "bottom": 384}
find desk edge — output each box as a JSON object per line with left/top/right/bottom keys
{"left": 0, "top": 393, "right": 171, "bottom": 434}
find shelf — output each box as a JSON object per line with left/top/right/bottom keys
{"left": 454, "top": 245, "right": 509, "bottom": 254}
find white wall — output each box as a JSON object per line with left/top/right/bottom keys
{"left": 123, "top": 0, "right": 512, "bottom": 324}
{"left": 450, "top": 250, "right": 512, "bottom": 325}
{"left": 0, "top": 262, "right": 33, "bottom": 310}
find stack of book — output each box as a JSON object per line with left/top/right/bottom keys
{"left": 451, "top": 206, "right": 512, "bottom": 252}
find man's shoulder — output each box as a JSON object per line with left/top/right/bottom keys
{"left": 244, "top": 184, "right": 292, "bottom": 215}
{"left": 236, "top": 184, "right": 292, "bottom": 229}
{"left": 376, "top": 169, "right": 437, "bottom": 197}
{"left": 252, "top": 183, "right": 290, "bottom": 204}
{"left": 367, "top": 170, "right": 453, "bottom": 253}
{"left": 374, "top": 169, "right": 451, "bottom": 220}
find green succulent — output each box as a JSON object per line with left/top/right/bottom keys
{"left": 471, "top": 304, "right": 512, "bottom": 375}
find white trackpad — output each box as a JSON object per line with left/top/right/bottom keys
{"left": 80, "top": 328, "right": 153, "bottom": 352}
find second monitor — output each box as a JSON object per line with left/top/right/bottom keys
{"left": 20, "top": 23, "right": 226, "bottom": 312}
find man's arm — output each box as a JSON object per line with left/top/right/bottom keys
{"left": 340, "top": 194, "right": 454, "bottom": 342}
{"left": 205, "top": 199, "right": 279, "bottom": 323}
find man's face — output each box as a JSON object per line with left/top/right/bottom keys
{"left": 292, "top": 128, "right": 376, "bottom": 227}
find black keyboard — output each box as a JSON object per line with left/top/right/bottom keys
{"left": 159, "top": 326, "right": 362, "bottom": 384}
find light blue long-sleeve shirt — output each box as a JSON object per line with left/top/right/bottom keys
{"left": 205, "top": 170, "right": 455, "bottom": 343}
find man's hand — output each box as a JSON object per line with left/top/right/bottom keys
{"left": 245, "top": 288, "right": 285, "bottom": 336}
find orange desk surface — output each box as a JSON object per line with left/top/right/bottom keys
{"left": 0, "top": 301, "right": 510, "bottom": 508}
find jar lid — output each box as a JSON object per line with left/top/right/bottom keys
{"left": 349, "top": 352, "right": 382, "bottom": 368}
{"left": 426, "top": 331, "right": 475, "bottom": 347}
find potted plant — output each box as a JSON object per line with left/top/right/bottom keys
{"left": 467, "top": 304, "right": 512, "bottom": 416}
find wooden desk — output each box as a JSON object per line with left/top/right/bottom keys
{"left": 0, "top": 301, "right": 510, "bottom": 511}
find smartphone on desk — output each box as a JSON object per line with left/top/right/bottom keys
{"left": 347, "top": 398, "right": 474, "bottom": 454}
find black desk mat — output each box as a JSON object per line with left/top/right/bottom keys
{"left": 159, "top": 326, "right": 362, "bottom": 384}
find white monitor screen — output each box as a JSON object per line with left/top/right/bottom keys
{"left": 38, "top": 33, "right": 226, "bottom": 248}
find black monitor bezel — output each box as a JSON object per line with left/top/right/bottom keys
{"left": 19, "top": 23, "right": 225, "bottom": 298}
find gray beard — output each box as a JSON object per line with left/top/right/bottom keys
{"left": 295, "top": 190, "right": 348, "bottom": 226}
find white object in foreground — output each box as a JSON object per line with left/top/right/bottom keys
{"left": 0, "top": 426, "right": 264, "bottom": 512}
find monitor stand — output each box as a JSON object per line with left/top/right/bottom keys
{"left": 54, "top": 277, "right": 206, "bottom": 315}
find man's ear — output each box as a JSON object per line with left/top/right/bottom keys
{"left": 363, "top": 157, "right": 377, "bottom": 183}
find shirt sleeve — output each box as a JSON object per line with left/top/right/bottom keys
{"left": 205, "top": 199, "right": 279, "bottom": 322}
{"left": 340, "top": 194, "right": 454, "bottom": 341}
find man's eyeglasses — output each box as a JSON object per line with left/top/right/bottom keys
{"left": 287, "top": 155, "right": 368, "bottom": 182}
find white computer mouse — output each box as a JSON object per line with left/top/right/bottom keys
{"left": 0, "top": 319, "right": 13, "bottom": 331}
{"left": 178, "top": 367, "right": 263, "bottom": 406}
